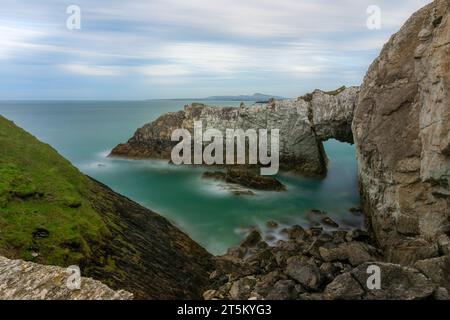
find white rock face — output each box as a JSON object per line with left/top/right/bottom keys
{"left": 110, "top": 87, "right": 359, "bottom": 177}
{"left": 353, "top": 0, "right": 450, "bottom": 264}
{"left": 0, "top": 255, "right": 133, "bottom": 300}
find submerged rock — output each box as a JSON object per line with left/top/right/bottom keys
{"left": 202, "top": 169, "right": 286, "bottom": 192}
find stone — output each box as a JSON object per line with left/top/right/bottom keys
{"left": 266, "top": 280, "right": 297, "bottom": 300}
{"left": 229, "top": 276, "right": 256, "bottom": 300}
{"left": 351, "top": 262, "right": 435, "bottom": 300}
{"left": 323, "top": 273, "right": 364, "bottom": 300}
{"left": 241, "top": 229, "right": 263, "bottom": 248}
{"left": 285, "top": 225, "right": 307, "bottom": 241}
{"left": 319, "top": 262, "right": 343, "bottom": 282}
{"left": 202, "top": 170, "right": 286, "bottom": 192}
{"left": 321, "top": 217, "right": 339, "bottom": 228}
{"left": 345, "top": 229, "right": 371, "bottom": 242}
{"left": 285, "top": 256, "right": 321, "bottom": 290}
{"left": 0, "top": 256, "right": 132, "bottom": 300}
{"left": 434, "top": 287, "right": 450, "bottom": 300}
{"left": 388, "top": 238, "right": 439, "bottom": 266}
{"left": 413, "top": 256, "right": 450, "bottom": 290}
{"left": 437, "top": 234, "right": 450, "bottom": 255}
{"left": 203, "top": 289, "right": 219, "bottom": 300}
{"left": 254, "top": 271, "right": 284, "bottom": 296}
{"left": 266, "top": 220, "right": 279, "bottom": 229}
{"left": 319, "top": 242, "right": 375, "bottom": 266}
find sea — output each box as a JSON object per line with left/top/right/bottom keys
{"left": 0, "top": 100, "right": 361, "bottom": 254}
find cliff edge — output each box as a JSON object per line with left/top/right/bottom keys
{"left": 353, "top": 0, "right": 450, "bottom": 264}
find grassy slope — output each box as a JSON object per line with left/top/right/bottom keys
{"left": 0, "top": 115, "right": 108, "bottom": 265}
{"left": 0, "top": 115, "right": 213, "bottom": 298}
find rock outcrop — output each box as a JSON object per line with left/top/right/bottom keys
{"left": 0, "top": 255, "right": 132, "bottom": 300}
{"left": 353, "top": 0, "right": 450, "bottom": 264}
{"left": 110, "top": 87, "right": 359, "bottom": 177}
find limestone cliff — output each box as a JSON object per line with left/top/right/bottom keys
{"left": 0, "top": 255, "right": 132, "bottom": 300}
{"left": 353, "top": 0, "right": 450, "bottom": 265}
{"left": 110, "top": 86, "right": 359, "bottom": 177}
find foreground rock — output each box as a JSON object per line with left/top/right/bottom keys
{"left": 205, "top": 223, "right": 449, "bottom": 300}
{"left": 0, "top": 255, "right": 132, "bottom": 300}
{"left": 110, "top": 87, "right": 359, "bottom": 177}
{"left": 353, "top": 0, "right": 450, "bottom": 264}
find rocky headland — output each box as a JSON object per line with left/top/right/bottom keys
{"left": 110, "top": 86, "right": 359, "bottom": 178}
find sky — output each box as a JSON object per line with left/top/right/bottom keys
{"left": 0, "top": 0, "right": 431, "bottom": 100}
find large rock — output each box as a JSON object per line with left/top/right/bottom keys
{"left": 351, "top": 262, "right": 435, "bottom": 300}
{"left": 353, "top": 0, "right": 450, "bottom": 263}
{"left": 285, "top": 256, "right": 322, "bottom": 290}
{"left": 414, "top": 256, "right": 450, "bottom": 290}
{"left": 323, "top": 273, "right": 364, "bottom": 300}
{"left": 0, "top": 255, "right": 132, "bottom": 300}
{"left": 110, "top": 87, "right": 359, "bottom": 177}
{"left": 324, "top": 262, "right": 435, "bottom": 300}
{"left": 319, "top": 241, "right": 376, "bottom": 266}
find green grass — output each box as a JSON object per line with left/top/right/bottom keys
{"left": 0, "top": 115, "right": 109, "bottom": 266}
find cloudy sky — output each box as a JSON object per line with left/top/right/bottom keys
{"left": 0, "top": 0, "right": 431, "bottom": 99}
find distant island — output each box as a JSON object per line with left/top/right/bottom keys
{"left": 204, "top": 93, "right": 285, "bottom": 102}
{"left": 157, "top": 93, "right": 285, "bottom": 103}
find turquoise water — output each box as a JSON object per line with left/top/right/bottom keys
{"left": 0, "top": 101, "right": 360, "bottom": 254}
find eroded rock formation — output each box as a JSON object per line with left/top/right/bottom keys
{"left": 353, "top": 0, "right": 450, "bottom": 264}
{"left": 110, "top": 86, "right": 359, "bottom": 177}
{"left": 0, "top": 255, "right": 132, "bottom": 300}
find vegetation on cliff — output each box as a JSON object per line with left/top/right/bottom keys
{"left": 0, "top": 115, "right": 213, "bottom": 299}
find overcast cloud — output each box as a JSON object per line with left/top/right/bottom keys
{"left": 0, "top": 0, "right": 431, "bottom": 99}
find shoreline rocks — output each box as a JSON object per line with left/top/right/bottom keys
{"left": 204, "top": 221, "right": 449, "bottom": 300}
